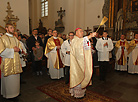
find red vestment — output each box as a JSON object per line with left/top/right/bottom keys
{"left": 118, "top": 41, "right": 125, "bottom": 65}
{"left": 53, "top": 38, "right": 64, "bottom": 68}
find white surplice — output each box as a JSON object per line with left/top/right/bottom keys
{"left": 115, "top": 46, "right": 128, "bottom": 71}
{"left": 96, "top": 37, "right": 113, "bottom": 61}
{"left": 19, "top": 41, "right": 27, "bottom": 67}
{"left": 61, "top": 39, "right": 71, "bottom": 66}
{"left": 0, "top": 33, "right": 20, "bottom": 98}
{"left": 46, "top": 37, "right": 64, "bottom": 79}
{"left": 128, "top": 46, "right": 138, "bottom": 74}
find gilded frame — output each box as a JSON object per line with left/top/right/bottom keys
{"left": 131, "top": 0, "right": 138, "bottom": 12}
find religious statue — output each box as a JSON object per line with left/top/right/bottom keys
{"left": 37, "top": 19, "right": 47, "bottom": 35}
{"left": 3, "top": 2, "right": 19, "bottom": 30}
{"left": 55, "top": 7, "right": 65, "bottom": 33}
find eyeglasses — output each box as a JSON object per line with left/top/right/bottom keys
{"left": 53, "top": 32, "right": 57, "bottom": 33}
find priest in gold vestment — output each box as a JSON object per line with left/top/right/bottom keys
{"left": 70, "top": 28, "right": 96, "bottom": 98}
{"left": 128, "top": 33, "right": 138, "bottom": 74}
{"left": 45, "top": 30, "right": 64, "bottom": 79}
{"left": 0, "top": 24, "right": 22, "bottom": 100}
{"left": 115, "top": 35, "right": 129, "bottom": 71}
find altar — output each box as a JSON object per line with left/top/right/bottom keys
{"left": 102, "top": 0, "right": 138, "bottom": 41}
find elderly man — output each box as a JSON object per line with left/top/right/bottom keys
{"left": 70, "top": 28, "right": 96, "bottom": 99}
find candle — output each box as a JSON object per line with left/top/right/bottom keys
{"left": 115, "top": 22, "right": 117, "bottom": 32}
{"left": 121, "top": 19, "right": 123, "bottom": 30}
{"left": 118, "top": 22, "right": 120, "bottom": 31}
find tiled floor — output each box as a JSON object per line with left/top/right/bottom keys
{"left": 0, "top": 64, "right": 138, "bottom": 102}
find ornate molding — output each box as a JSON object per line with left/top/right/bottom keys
{"left": 3, "top": 2, "right": 19, "bottom": 29}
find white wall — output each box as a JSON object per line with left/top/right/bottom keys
{"left": 30, "top": 0, "right": 104, "bottom": 35}
{"left": 85, "top": 0, "right": 105, "bottom": 31}
{"left": 0, "top": 0, "right": 29, "bottom": 35}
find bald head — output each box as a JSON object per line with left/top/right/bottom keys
{"left": 76, "top": 29, "right": 84, "bottom": 38}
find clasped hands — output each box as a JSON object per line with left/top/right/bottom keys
{"left": 121, "top": 45, "right": 125, "bottom": 48}
{"left": 104, "top": 42, "right": 108, "bottom": 47}
{"left": 66, "top": 51, "right": 70, "bottom": 54}
{"left": 32, "top": 47, "right": 36, "bottom": 51}
{"left": 57, "top": 46, "right": 61, "bottom": 49}
{"left": 13, "top": 46, "right": 20, "bottom": 52}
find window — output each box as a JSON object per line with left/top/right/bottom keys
{"left": 41, "top": 0, "right": 48, "bottom": 17}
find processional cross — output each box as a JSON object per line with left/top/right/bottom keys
{"left": 57, "top": 7, "right": 65, "bottom": 20}
{"left": 84, "top": 27, "right": 92, "bottom": 35}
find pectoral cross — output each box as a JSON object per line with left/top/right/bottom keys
{"left": 84, "top": 27, "right": 92, "bottom": 35}
{"left": 57, "top": 7, "right": 65, "bottom": 20}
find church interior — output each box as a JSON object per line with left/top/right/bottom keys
{"left": 0, "top": 0, "right": 138, "bottom": 102}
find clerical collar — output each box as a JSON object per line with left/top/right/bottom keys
{"left": 121, "top": 40, "right": 124, "bottom": 42}
{"left": 68, "top": 39, "right": 70, "bottom": 44}
{"left": 102, "top": 37, "right": 108, "bottom": 40}
{"left": 6, "top": 33, "right": 13, "bottom": 37}
{"left": 53, "top": 36, "right": 57, "bottom": 39}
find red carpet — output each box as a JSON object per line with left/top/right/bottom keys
{"left": 37, "top": 81, "right": 118, "bottom": 102}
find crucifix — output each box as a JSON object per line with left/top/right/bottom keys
{"left": 84, "top": 27, "right": 92, "bottom": 35}
{"left": 57, "top": 7, "right": 65, "bottom": 20}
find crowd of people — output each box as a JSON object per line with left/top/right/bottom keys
{"left": 0, "top": 23, "right": 138, "bottom": 101}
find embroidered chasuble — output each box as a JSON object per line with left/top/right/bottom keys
{"left": 134, "top": 40, "right": 138, "bottom": 65}
{"left": 128, "top": 39, "right": 138, "bottom": 65}
{"left": 0, "top": 35, "right": 23, "bottom": 77}
{"left": 53, "top": 39, "right": 64, "bottom": 68}
{"left": 118, "top": 41, "right": 125, "bottom": 65}
{"left": 70, "top": 36, "right": 92, "bottom": 89}
{"left": 115, "top": 40, "right": 129, "bottom": 65}
{"left": 45, "top": 36, "right": 64, "bottom": 69}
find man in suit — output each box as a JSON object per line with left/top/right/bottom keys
{"left": 27, "top": 29, "right": 43, "bottom": 75}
